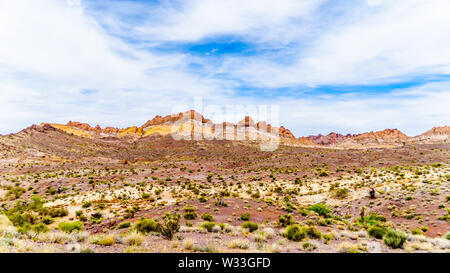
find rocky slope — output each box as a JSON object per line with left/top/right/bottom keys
{"left": 16, "top": 111, "right": 449, "bottom": 147}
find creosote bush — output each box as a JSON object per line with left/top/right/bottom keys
{"left": 368, "top": 226, "right": 387, "bottom": 239}
{"left": 159, "top": 212, "right": 181, "bottom": 239}
{"left": 58, "top": 221, "right": 83, "bottom": 233}
{"left": 383, "top": 229, "right": 407, "bottom": 249}
{"left": 278, "top": 214, "right": 295, "bottom": 227}
{"left": 201, "top": 222, "right": 215, "bottom": 232}
{"left": 308, "top": 203, "right": 331, "bottom": 218}
{"left": 135, "top": 218, "right": 159, "bottom": 234}
{"left": 284, "top": 225, "right": 307, "bottom": 241}
{"left": 242, "top": 221, "right": 258, "bottom": 232}
{"left": 240, "top": 212, "right": 251, "bottom": 221}
{"left": 201, "top": 213, "right": 214, "bottom": 222}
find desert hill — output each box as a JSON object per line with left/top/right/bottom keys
{"left": 8, "top": 110, "right": 445, "bottom": 147}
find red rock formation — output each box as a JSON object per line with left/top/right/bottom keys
{"left": 278, "top": 126, "right": 295, "bottom": 139}
{"left": 352, "top": 129, "right": 409, "bottom": 143}
{"left": 66, "top": 121, "right": 120, "bottom": 135}
{"left": 412, "top": 126, "right": 450, "bottom": 143}
{"left": 307, "top": 132, "right": 352, "bottom": 145}
{"left": 140, "top": 110, "right": 211, "bottom": 128}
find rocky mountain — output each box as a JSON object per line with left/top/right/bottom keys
{"left": 20, "top": 111, "right": 449, "bottom": 147}
{"left": 306, "top": 127, "right": 450, "bottom": 146}
{"left": 40, "top": 110, "right": 297, "bottom": 143}
{"left": 411, "top": 126, "right": 450, "bottom": 144}
{"left": 307, "top": 132, "right": 351, "bottom": 145}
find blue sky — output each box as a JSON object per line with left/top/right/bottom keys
{"left": 0, "top": 0, "right": 449, "bottom": 136}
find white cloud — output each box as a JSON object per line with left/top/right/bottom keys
{"left": 0, "top": 0, "right": 232, "bottom": 133}
{"left": 271, "top": 82, "right": 450, "bottom": 137}
{"left": 225, "top": 0, "right": 450, "bottom": 86}
{"left": 126, "top": 0, "right": 324, "bottom": 43}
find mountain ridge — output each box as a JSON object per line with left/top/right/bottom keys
{"left": 24, "top": 110, "right": 449, "bottom": 147}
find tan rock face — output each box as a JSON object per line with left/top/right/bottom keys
{"left": 411, "top": 126, "right": 450, "bottom": 143}
{"left": 278, "top": 126, "right": 295, "bottom": 139}
{"left": 66, "top": 121, "right": 120, "bottom": 135}
{"left": 36, "top": 112, "right": 448, "bottom": 147}
{"left": 141, "top": 110, "right": 211, "bottom": 129}
{"left": 351, "top": 129, "right": 409, "bottom": 144}
{"left": 307, "top": 132, "right": 351, "bottom": 145}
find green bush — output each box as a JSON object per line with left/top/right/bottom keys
{"left": 240, "top": 212, "right": 250, "bottom": 221}
{"left": 201, "top": 222, "right": 216, "bottom": 232}
{"left": 159, "top": 212, "right": 180, "bottom": 239}
{"left": 333, "top": 188, "right": 349, "bottom": 199}
{"left": 278, "top": 214, "right": 295, "bottom": 227}
{"left": 383, "top": 229, "right": 407, "bottom": 249}
{"left": 135, "top": 218, "right": 160, "bottom": 233}
{"left": 6, "top": 187, "right": 26, "bottom": 199}
{"left": 284, "top": 225, "right": 307, "bottom": 241}
{"left": 308, "top": 203, "right": 331, "bottom": 218}
{"left": 368, "top": 226, "right": 387, "bottom": 239}
{"left": 183, "top": 205, "right": 197, "bottom": 220}
{"left": 31, "top": 223, "right": 49, "bottom": 233}
{"left": 242, "top": 221, "right": 258, "bottom": 232}
{"left": 445, "top": 232, "right": 450, "bottom": 240}
{"left": 304, "top": 225, "right": 322, "bottom": 239}
{"left": 47, "top": 207, "right": 68, "bottom": 218}
{"left": 82, "top": 201, "right": 92, "bottom": 208}
{"left": 58, "top": 221, "right": 83, "bottom": 233}
{"left": 118, "top": 222, "right": 131, "bottom": 229}
{"left": 411, "top": 228, "right": 423, "bottom": 235}
{"left": 201, "top": 213, "right": 214, "bottom": 222}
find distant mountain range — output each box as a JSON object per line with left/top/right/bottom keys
{"left": 12, "top": 109, "right": 447, "bottom": 147}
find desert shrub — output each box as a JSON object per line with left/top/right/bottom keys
{"left": 240, "top": 212, "right": 250, "bottom": 221}
{"left": 333, "top": 188, "right": 349, "bottom": 199}
{"left": 317, "top": 218, "right": 332, "bottom": 226}
{"left": 445, "top": 232, "right": 450, "bottom": 240}
{"left": 242, "top": 221, "right": 258, "bottom": 232}
{"left": 3, "top": 197, "right": 51, "bottom": 233}
{"left": 31, "top": 223, "right": 49, "bottom": 233}
{"left": 124, "top": 206, "right": 139, "bottom": 219}
{"left": 75, "top": 211, "right": 87, "bottom": 222}
{"left": 227, "top": 239, "right": 250, "bottom": 249}
{"left": 47, "top": 207, "right": 68, "bottom": 218}
{"left": 201, "top": 222, "right": 215, "bottom": 232}
{"left": 323, "top": 233, "right": 334, "bottom": 243}
{"left": 308, "top": 203, "right": 331, "bottom": 218}
{"left": 201, "top": 213, "right": 214, "bottom": 222}
{"left": 430, "top": 162, "right": 442, "bottom": 168}
{"left": 183, "top": 205, "right": 197, "bottom": 220}
{"left": 123, "top": 231, "right": 145, "bottom": 246}
{"left": 358, "top": 212, "right": 387, "bottom": 227}
{"left": 6, "top": 187, "right": 26, "bottom": 199}
{"left": 159, "top": 212, "right": 180, "bottom": 239}
{"left": 81, "top": 201, "right": 92, "bottom": 208}
{"left": 183, "top": 238, "right": 195, "bottom": 250}
{"left": 383, "top": 229, "right": 407, "bottom": 249}
{"left": 304, "top": 225, "right": 322, "bottom": 239}
{"left": 58, "top": 221, "right": 83, "bottom": 233}
{"left": 278, "top": 214, "right": 295, "bottom": 227}
{"left": 284, "top": 225, "right": 306, "bottom": 241}
{"left": 91, "top": 235, "right": 115, "bottom": 246}
{"left": 118, "top": 222, "right": 131, "bottom": 229}
{"left": 135, "top": 218, "right": 159, "bottom": 234}
{"left": 339, "top": 242, "right": 367, "bottom": 253}
{"left": 368, "top": 226, "right": 387, "bottom": 239}
{"left": 411, "top": 228, "right": 423, "bottom": 235}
